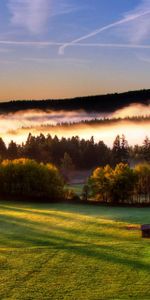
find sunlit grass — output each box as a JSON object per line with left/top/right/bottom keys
{"left": 0, "top": 202, "right": 150, "bottom": 299}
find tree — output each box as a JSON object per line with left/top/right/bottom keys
{"left": 88, "top": 163, "right": 137, "bottom": 204}
{"left": 121, "top": 134, "right": 129, "bottom": 163}
{"left": 135, "top": 163, "right": 150, "bottom": 203}
{"left": 111, "top": 163, "right": 136, "bottom": 203}
{"left": 88, "top": 165, "right": 113, "bottom": 202}
{"left": 81, "top": 184, "right": 89, "bottom": 201}
{"left": 7, "top": 141, "right": 18, "bottom": 160}
{"left": 112, "top": 135, "right": 129, "bottom": 165}
{"left": 61, "top": 152, "right": 75, "bottom": 182}
{"left": 0, "top": 138, "right": 7, "bottom": 161}
{"left": 0, "top": 159, "right": 64, "bottom": 201}
{"left": 142, "top": 137, "right": 150, "bottom": 162}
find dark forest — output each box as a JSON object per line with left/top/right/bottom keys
{"left": 0, "top": 89, "right": 149, "bottom": 113}
{"left": 0, "top": 134, "right": 149, "bottom": 170}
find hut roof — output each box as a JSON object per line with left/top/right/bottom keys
{"left": 141, "top": 224, "right": 150, "bottom": 230}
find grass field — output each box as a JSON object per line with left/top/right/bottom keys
{"left": 0, "top": 201, "right": 150, "bottom": 300}
{"left": 68, "top": 183, "right": 84, "bottom": 196}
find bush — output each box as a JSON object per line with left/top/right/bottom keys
{"left": 134, "top": 163, "right": 150, "bottom": 203}
{"left": 111, "top": 163, "right": 137, "bottom": 203}
{"left": 88, "top": 163, "right": 150, "bottom": 205}
{"left": 0, "top": 159, "right": 64, "bottom": 201}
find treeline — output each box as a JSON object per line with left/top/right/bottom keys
{"left": 0, "top": 134, "right": 149, "bottom": 170}
{"left": 31, "top": 115, "right": 150, "bottom": 128}
{"left": 1, "top": 159, "right": 150, "bottom": 206}
{"left": 86, "top": 163, "right": 150, "bottom": 205}
{"left": 0, "top": 89, "right": 149, "bottom": 113}
{"left": 0, "top": 159, "right": 64, "bottom": 201}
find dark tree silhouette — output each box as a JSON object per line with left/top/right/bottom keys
{"left": 112, "top": 135, "right": 129, "bottom": 165}
{"left": 0, "top": 138, "right": 7, "bottom": 161}
{"left": 0, "top": 89, "right": 149, "bottom": 113}
{"left": 0, "top": 134, "right": 148, "bottom": 170}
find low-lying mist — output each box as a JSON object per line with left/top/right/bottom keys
{"left": 0, "top": 103, "right": 149, "bottom": 147}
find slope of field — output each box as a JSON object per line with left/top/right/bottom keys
{"left": 0, "top": 202, "right": 150, "bottom": 300}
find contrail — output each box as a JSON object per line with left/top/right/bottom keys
{"left": 59, "top": 10, "right": 150, "bottom": 54}
{"left": 0, "top": 40, "right": 62, "bottom": 46}
{"left": 69, "top": 43, "right": 150, "bottom": 49}
{"left": 1, "top": 40, "right": 150, "bottom": 50}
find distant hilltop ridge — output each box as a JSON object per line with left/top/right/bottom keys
{"left": 0, "top": 89, "right": 149, "bottom": 113}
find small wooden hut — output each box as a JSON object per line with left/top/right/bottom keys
{"left": 141, "top": 225, "right": 150, "bottom": 238}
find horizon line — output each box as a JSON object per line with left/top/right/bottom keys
{"left": 0, "top": 88, "right": 150, "bottom": 103}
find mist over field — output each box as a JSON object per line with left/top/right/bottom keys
{"left": 0, "top": 103, "right": 149, "bottom": 146}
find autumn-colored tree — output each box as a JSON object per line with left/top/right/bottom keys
{"left": 135, "top": 163, "right": 150, "bottom": 203}
{"left": 111, "top": 163, "right": 136, "bottom": 203}
{"left": 88, "top": 165, "right": 113, "bottom": 202}
{"left": 88, "top": 163, "right": 137, "bottom": 204}
{"left": 0, "top": 159, "right": 64, "bottom": 201}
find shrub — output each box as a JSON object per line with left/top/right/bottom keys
{"left": 0, "top": 159, "right": 64, "bottom": 201}
{"left": 134, "top": 163, "right": 150, "bottom": 203}
{"left": 87, "top": 163, "right": 148, "bottom": 204}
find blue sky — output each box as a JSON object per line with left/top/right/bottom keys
{"left": 0, "top": 0, "right": 150, "bottom": 100}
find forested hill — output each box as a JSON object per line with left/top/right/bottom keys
{"left": 0, "top": 89, "right": 150, "bottom": 113}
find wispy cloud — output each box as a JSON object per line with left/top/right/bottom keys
{"left": 23, "top": 57, "right": 90, "bottom": 66}
{"left": 50, "top": 1, "right": 79, "bottom": 17}
{"left": 7, "top": 0, "right": 77, "bottom": 34}
{"left": 8, "top": 0, "right": 50, "bottom": 34}
{"left": 0, "top": 59, "right": 16, "bottom": 64}
{"left": 136, "top": 54, "right": 150, "bottom": 64}
{"left": 59, "top": 0, "right": 150, "bottom": 54}
{"left": 124, "top": 0, "right": 150, "bottom": 43}
{"left": 5, "top": 0, "right": 150, "bottom": 56}
{"left": 0, "top": 48, "right": 11, "bottom": 53}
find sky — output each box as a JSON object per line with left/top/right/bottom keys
{"left": 0, "top": 0, "right": 150, "bottom": 101}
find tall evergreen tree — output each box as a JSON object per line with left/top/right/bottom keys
{"left": 0, "top": 137, "right": 7, "bottom": 161}
{"left": 7, "top": 141, "right": 18, "bottom": 160}
{"left": 142, "top": 136, "right": 150, "bottom": 162}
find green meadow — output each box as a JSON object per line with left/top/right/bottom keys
{"left": 0, "top": 201, "right": 150, "bottom": 300}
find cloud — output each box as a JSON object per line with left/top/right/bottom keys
{"left": 7, "top": 0, "right": 77, "bottom": 34}
{"left": 124, "top": 0, "right": 150, "bottom": 43}
{"left": 50, "top": 1, "right": 78, "bottom": 17}
{"left": 0, "top": 107, "right": 149, "bottom": 147}
{"left": 112, "top": 103, "right": 150, "bottom": 118}
{"left": 136, "top": 54, "right": 150, "bottom": 64}
{"left": 8, "top": 0, "right": 50, "bottom": 34}
{"left": 58, "top": 0, "right": 150, "bottom": 54}
{"left": 2, "top": 1, "right": 150, "bottom": 55}
{"left": 0, "top": 59, "right": 16, "bottom": 65}
{"left": 23, "top": 57, "right": 90, "bottom": 67}
{"left": 0, "top": 48, "right": 11, "bottom": 53}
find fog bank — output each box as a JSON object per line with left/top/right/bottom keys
{"left": 0, "top": 103, "right": 149, "bottom": 146}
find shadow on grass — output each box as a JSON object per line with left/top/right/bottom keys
{"left": 0, "top": 209, "right": 149, "bottom": 274}
{"left": 0, "top": 204, "right": 128, "bottom": 234}
{"left": 0, "top": 208, "right": 140, "bottom": 249}
{"left": 1, "top": 202, "right": 150, "bottom": 224}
